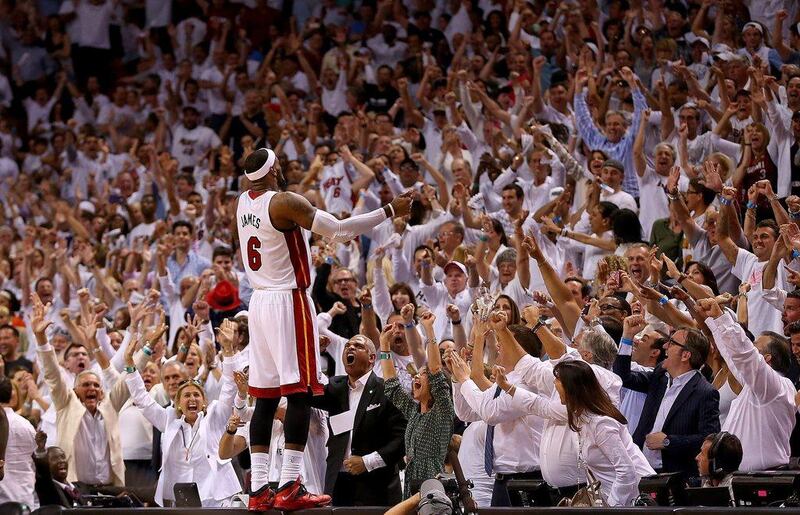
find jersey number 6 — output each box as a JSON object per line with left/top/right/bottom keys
{"left": 247, "top": 236, "right": 262, "bottom": 271}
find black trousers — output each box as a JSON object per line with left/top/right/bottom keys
{"left": 491, "top": 470, "right": 544, "bottom": 507}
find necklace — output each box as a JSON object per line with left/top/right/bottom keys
{"left": 180, "top": 423, "right": 200, "bottom": 462}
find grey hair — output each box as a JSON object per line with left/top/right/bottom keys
{"left": 579, "top": 329, "right": 618, "bottom": 370}
{"left": 161, "top": 360, "right": 189, "bottom": 377}
{"left": 73, "top": 370, "right": 101, "bottom": 388}
{"left": 655, "top": 141, "right": 677, "bottom": 161}
{"left": 349, "top": 334, "right": 377, "bottom": 356}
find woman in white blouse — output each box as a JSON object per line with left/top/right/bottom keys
{"left": 495, "top": 359, "right": 654, "bottom": 506}
{"left": 123, "top": 320, "right": 244, "bottom": 507}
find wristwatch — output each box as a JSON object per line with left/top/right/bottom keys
{"left": 663, "top": 437, "right": 670, "bottom": 448}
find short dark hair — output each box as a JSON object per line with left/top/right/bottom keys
{"left": 787, "top": 319, "right": 800, "bottom": 336}
{"left": 509, "top": 324, "right": 542, "bottom": 358}
{"left": 212, "top": 246, "right": 233, "bottom": 261}
{"left": 682, "top": 328, "right": 710, "bottom": 369}
{"left": 0, "top": 378, "right": 11, "bottom": 404}
{"left": 172, "top": 220, "right": 194, "bottom": 234}
{"left": 705, "top": 432, "right": 743, "bottom": 479}
{"left": 689, "top": 178, "right": 717, "bottom": 206}
{"left": 501, "top": 183, "right": 525, "bottom": 199}
{"left": 565, "top": 277, "right": 592, "bottom": 299}
{"left": 0, "top": 324, "right": 19, "bottom": 338}
{"left": 755, "top": 219, "right": 779, "bottom": 239}
{"left": 762, "top": 331, "right": 792, "bottom": 377}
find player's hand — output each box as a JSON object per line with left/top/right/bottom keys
{"left": 389, "top": 190, "right": 414, "bottom": 218}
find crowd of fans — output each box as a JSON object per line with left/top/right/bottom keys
{"left": 0, "top": 0, "right": 800, "bottom": 510}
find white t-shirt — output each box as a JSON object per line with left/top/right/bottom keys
{"left": 637, "top": 166, "right": 688, "bottom": 240}
{"left": 602, "top": 188, "right": 638, "bottom": 213}
{"left": 199, "top": 66, "right": 233, "bottom": 115}
{"left": 76, "top": 0, "right": 114, "bottom": 49}
{"left": 732, "top": 248, "right": 787, "bottom": 336}
{"left": 171, "top": 124, "right": 221, "bottom": 169}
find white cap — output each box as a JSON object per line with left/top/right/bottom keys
{"left": 244, "top": 148, "right": 276, "bottom": 181}
{"left": 234, "top": 310, "right": 249, "bottom": 320}
{"left": 685, "top": 32, "right": 709, "bottom": 48}
{"left": 79, "top": 200, "right": 96, "bottom": 214}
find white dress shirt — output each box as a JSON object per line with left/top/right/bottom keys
{"left": 73, "top": 410, "right": 111, "bottom": 485}
{"left": 456, "top": 421, "right": 493, "bottom": 507}
{"left": 509, "top": 390, "right": 655, "bottom": 506}
{"left": 706, "top": 312, "right": 797, "bottom": 471}
{"left": 342, "top": 372, "right": 386, "bottom": 472}
{"left": 0, "top": 407, "right": 37, "bottom": 507}
{"left": 514, "top": 352, "right": 622, "bottom": 488}
{"left": 457, "top": 369, "right": 543, "bottom": 475}
{"left": 642, "top": 370, "right": 697, "bottom": 469}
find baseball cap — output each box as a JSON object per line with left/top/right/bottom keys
{"left": 418, "top": 479, "right": 452, "bottom": 515}
{"left": 685, "top": 32, "right": 709, "bottom": 48}
{"left": 443, "top": 261, "right": 467, "bottom": 275}
{"left": 79, "top": 200, "right": 96, "bottom": 215}
{"left": 602, "top": 159, "right": 625, "bottom": 173}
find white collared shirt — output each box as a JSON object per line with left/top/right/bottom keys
{"left": 342, "top": 371, "right": 386, "bottom": 472}
{"left": 0, "top": 407, "right": 37, "bottom": 507}
{"left": 73, "top": 409, "right": 111, "bottom": 485}
{"left": 706, "top": 312, "right": 797, "bottom": 471}
{"left": 457, "top": 366, "right": 543, "bottom": 475}
{"left": 642, "top": 369, "right": 698, "bottom": 469}
{"left": 514, "top": 352, "right": 622, "bottom": 488}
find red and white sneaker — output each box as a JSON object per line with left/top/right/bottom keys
{"left": 247, "top": 484, "right": 276, "bottom": 512}
{"left": 273, "top": 476, "right": 332, "bottom": 511}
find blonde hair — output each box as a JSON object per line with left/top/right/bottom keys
{"left": 174, "top": 380, "right": 207, "bottom": 417}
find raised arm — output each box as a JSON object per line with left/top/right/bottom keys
{"left": 270, "top": 190, "right": 412, "bottom": 243}
{"left": 717, "top": 186, "right": 745, "bottom": 265}
{"left": 633, "top": 109, "right": 650, "bottom": 178}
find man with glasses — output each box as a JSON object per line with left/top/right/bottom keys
{"left": 313, "top": 267, "right": 363, "bottom": 340}
{"left": 613, "top": 319, "right": 720, "bottom": 478}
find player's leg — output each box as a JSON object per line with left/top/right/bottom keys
{"left": 246, "top": 293, "right": 282, "bottom": 511}
{"left": 273, "top": 292, "right": 330, "bottom": 509}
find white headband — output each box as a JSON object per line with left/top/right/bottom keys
{"left": 244, "top": 148, "right": 276, "bottom": 181}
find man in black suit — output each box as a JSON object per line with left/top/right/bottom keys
{"left": 34, "top": 446, "right": 84, "bottom": 507}
{"left": 613, "top": 316, "right": 720, "bottom": 478}
{"left": 312, "top": 334, "right": 407, "bottom": 506}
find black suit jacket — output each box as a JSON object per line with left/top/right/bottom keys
{"left": 34, "top": 456, "right": 78, "bottom": 508}
{"left": 311, "top": 372, "right": 406, "bottom": 506}
{"left": 613, "top": 355, "right": 720, "bottom": 477}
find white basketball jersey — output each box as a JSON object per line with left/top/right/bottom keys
{"left": 237, "top": 190, "right": 312, "bottom": 290}
{"left": 319, "top": 161, "right": 354, "bottom": 216}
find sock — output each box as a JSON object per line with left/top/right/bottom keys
{"left": 250, "top": 452, "right": 270, "bottom": 491}
{"left": 279, "top": 449, "right": 304, "bottom": 488}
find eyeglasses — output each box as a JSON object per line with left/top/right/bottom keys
{"left": 666, "top": 335, "right": 692, "bottom": 354}
{"left": 599, "top": 303, "right": 623, "bottom": 311}
{"left": 334, "top": 278, "right": 356, "bottom": 284}
{"left": 686, "top": 190, "right": 701, "bottom": 195}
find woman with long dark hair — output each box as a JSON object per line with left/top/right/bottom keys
{"left": 494, "top": 360, "right": 654, "bottom": 506}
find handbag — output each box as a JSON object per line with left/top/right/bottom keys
{"left": 558, "top": 430, "right": 608, "bottom": 508}
{"left": 557, "top": 468, "right": 607, "bottom": 507}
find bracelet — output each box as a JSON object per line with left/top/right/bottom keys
{"left": 179, "top": 345, "right": 188, "bottom": 353}
{"left": 362, "top": 303, "right": 373, "bottom": 310}
{"left": 234, "top": 401, "right": 246, "bottom": 410}
{"left": 746, "top": 201, "right": 756, "bottom": 210}
{"left": 226, "top": 428, "right": 237, "bottom": 435}
{"left": 719, "top": 197, "right": 732, "bottom": 206}
{"left": 142, "top": 345, "right": 153, "bottom": 356}
{"left": 769, "top": 195, "right": 779, "bottom": 202}
{"left": 92, "top": 347, "right": 103, "bottom": 354}
{"left": 561, "top": 227, "right": 569, "bottom": 238}
{"left": 790, "top": 210, "right": 800, "bottom": 220}
{"left": 677, "top": 274, "right": 688, "bottom": 284}
{"left": 658, "top": 296, "right": 669, "bottom": 306}
{"left": 379, "top": 351, "right": 392, "bottom": 360}
{"left": 426, "top": 338, "right": 437, "bottom": 346}
{"left": 451, "top": 319, "right": 462, "bottom": 325}
{"left": 792, "top": 249, "right": 800, "bottom": 260}
{"left": 325, "top": 256, "right": 335, "bottom": 265}
{"left": 124, "top": 365, "right": 135, "bottom": 373}
{"left": 404, "top": 321, "right": 415, "bottom": 328}
{"left": 552, "top": 215, "right": 563, "bottom": 225}
{"left": 532, "top": 320, "right": 545, "bottom": 333}
{"left": 478, "top": 234, "right": 488, "bottom": 242}
{"left": 620, "top": 337, "right": 634, "bottom": 346}
{"left": 386, "top": 203, "right": 395, "bottom": 217}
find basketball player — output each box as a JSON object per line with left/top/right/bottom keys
{"left": 238, "top": 148, "right": 413, "bottom": 511}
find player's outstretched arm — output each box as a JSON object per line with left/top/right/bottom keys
{"left": 271, "top": 190, "right": 414, "bottom": 242}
